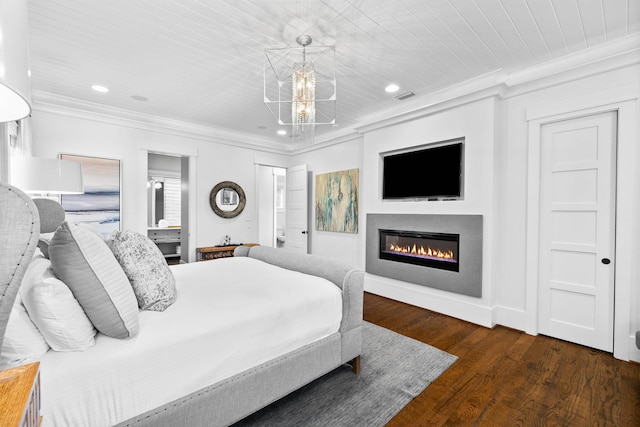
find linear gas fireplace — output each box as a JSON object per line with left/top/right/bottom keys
{"left": 379, "top": 229, "right": 459, "bottom": 272}
{"left": 366, "top": 214, "right": 483, "bottom": 298}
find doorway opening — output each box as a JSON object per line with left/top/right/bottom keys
{"left": 148, "top": 152, "right": 189, "bottom": 264}
{"left": 257, "top": 165, "right": 286, "bottom": 248}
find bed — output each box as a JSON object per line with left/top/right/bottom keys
{"left": 0, "top": 182, "right": 364, "bottom": 427}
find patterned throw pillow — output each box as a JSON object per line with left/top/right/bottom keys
{"left": 107, "top": 230, "right": 177, "bottom": 311}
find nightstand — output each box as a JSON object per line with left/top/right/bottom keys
{"left": 0, "top": 362, "right": 41, "bottom": 427}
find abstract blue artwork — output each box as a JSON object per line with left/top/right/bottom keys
{"left": 315, "top": 168, "right": 359, "bottom": 233}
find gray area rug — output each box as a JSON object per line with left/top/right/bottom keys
{"left": 234, "top": 322, "right": 458, "bottom": 427}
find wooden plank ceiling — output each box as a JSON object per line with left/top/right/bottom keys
{"left": 26, "top": 0, "right": 639, "bottom": 146}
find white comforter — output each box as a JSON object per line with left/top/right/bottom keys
{"left": 39, "top": 257, "right": 343, "bottom": 427}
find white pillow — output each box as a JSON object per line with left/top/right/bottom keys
{"left": 49, "top": 222, "right": 139, "bottom": 339}
{"left": 1, "top": 272, "right": 50, "bottom": 366}
{"left": 21, "top": 258, "right": 97, "bottom": 352}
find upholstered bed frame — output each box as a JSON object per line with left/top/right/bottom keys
{"left": 117, "top": 244, "right": 364, "bottom": 426}
{"left": 0, "top": 183, "right": 40, "bottom": 355}
{"left": 0, "top": 182, "right": 364, "bottom": 427}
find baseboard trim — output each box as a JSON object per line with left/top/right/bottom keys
{"left": 491, "top": 306, "right": 527, "bottom": 332}
{"left": 365, "top": 274, "right": 493, "bottom": 328}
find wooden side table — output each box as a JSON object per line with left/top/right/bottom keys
{"left": 0, "top": 362, "right": 41, "bottom": 427}
{"left": 196, "top": 243, "right": 258, "bottom": 261}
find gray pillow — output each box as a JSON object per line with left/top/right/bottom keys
{"left": 33, "top": 198, "right": 65, "bottom": 233}
{"left": 49, "top": 222, "right": 139, "bottom": 339}
{"left": 107, "top": 230, "right": 177, "bottom": 311}
{"left": 37, "top": 233, "right": 53, "bottom": 259}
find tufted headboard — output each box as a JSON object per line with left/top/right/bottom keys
{"left": 0, "top": 182, "right": 40, "bottom": 355}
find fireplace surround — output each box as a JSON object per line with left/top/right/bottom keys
{"left": 366, "top": 214, "right": 483, "bottom": 297}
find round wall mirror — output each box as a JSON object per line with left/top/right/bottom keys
{"left": 209, "top": 181, "right": 246, "bottom": 218}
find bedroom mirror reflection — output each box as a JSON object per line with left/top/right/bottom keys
{"left": 209, "top": 181, "right": 246, "bottom": 218}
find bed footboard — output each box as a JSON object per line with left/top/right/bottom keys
{"left": 235, "top": 245, "right": 364, "bottom": 359}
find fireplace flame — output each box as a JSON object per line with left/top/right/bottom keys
{"left": 389, "top": 243, "right": 455, "bottom": 260}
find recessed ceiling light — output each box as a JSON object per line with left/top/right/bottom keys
{"left": 385, "top": 84, "right": 400, "bottom": 93}
{"left": 277, "top": 130, "right": 287, "bottom": 136}
{"left": 91, "top": 84, "right": 109, "bottom": 93}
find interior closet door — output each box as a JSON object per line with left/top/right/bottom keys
{"left": 538, "top": 111, "right": 617, "bottom": 352}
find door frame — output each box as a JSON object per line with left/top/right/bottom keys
{"left": 525, "top": 91, "right": 637, "bottom": 361}
{"left": 138, "top": 146, "right": 198, "bottom": 262}
{"left": 254, "top": 159, "right": 289, "bottom": 248}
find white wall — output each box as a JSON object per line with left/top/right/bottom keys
{"left": 194, "top": 140, "right": 264, "bottom": 247}
{"left": 29, "top": 109, "right": 288, "bottom": 256}
{"left": 361, "top": 97, "right": 498, "bottom": 327}
{"left": 494, "top": 67, "right": 640, "bottom": 324}
{"left": 290, "top": 137, "right": 364, "bottom": 266}
{"left": 496, "top": 64, "right": 640, "bottom": 361}
{"left": 298, "top": 61, "right": 640, "bottom": 361}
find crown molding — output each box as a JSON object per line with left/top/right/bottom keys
{"left": 32, "top": 91, "right": 294, "bottom": 155}
{"left": 31, "top": 34, "right": 639, "bottom": 155}
{"left": 289, "top": 131, "right": 363, "bottom": 156}
{"left": 354, "top": 75, "right": 507, "bottom": 134}
{"left": 353, "top": 34, "right": 640, "bottom": 135}
{"left": 504, "top": 34, "right": 640, "bottom": 98}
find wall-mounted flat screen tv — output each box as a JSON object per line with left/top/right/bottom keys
{"left": 382, "top": 140, "right": 464, "bottom": 200}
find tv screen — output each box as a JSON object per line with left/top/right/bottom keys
{"left": 382, "top": 141, "right": 463, "bottom": 200}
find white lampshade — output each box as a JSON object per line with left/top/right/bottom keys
{"left": 0, "top": 0, "right": 32, "bottom": 122}
{"left": 10, "top": 157, "right": 84, "bottom": 194}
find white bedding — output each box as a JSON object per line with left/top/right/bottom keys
{"left": 39, "top": 257, "right": 343, "bottom": 427}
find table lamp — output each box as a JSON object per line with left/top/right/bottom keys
{"left": 10, "top": 157, "right": 83, "bottom": 195}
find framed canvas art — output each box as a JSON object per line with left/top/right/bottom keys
{"left": 60, "top": 154, "right": 121, "bottom": 238}
{"left": 315, "top": 168, "right": 359, "bottom": 233}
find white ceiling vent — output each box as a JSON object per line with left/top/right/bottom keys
{"left": 395, "top": 91, "right": 415, "bottom": 100}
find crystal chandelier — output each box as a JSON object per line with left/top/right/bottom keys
{"left": 264, "top": 35, "right": 336, "bottom": 144}
{"left": 292, "top": 35, "right": 315, "bottom": 138}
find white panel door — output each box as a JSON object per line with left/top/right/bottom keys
{"left": 285, "top": 164, "right": 308, "bottom": 253}
{"left": 538, "top": 111, "right": 617, "bottom": 352}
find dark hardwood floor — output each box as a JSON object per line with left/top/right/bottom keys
{"left": 363, "top": 292, "right": 640, "bottom": 426}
